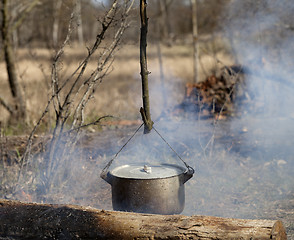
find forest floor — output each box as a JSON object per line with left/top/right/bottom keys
{"left": 1, "top": 116, "right": 294, "bottom": 238}
{"left": 0, "top": 38, "right": 234, "bottom": 133}
{"left": 0, "top": 40, "right": 293, "bottom": 238}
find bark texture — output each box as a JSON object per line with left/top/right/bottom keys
{"left": 140, "top": 0, "right": 153, "bottom": 133}
{"left": 0, "top": 199, "right": 287, "bottom": 240}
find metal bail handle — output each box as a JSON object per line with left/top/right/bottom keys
{"left": 100, "top": 123, "right": 144, "bottom": 178}
{"left": 100, "top": 123, "right": 195, "bottom": 179}
{"left": 152, "top": 126, "right": 195, "bottom": 173}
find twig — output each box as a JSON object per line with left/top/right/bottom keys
{"left": 70, "top": 0, "right": 133, "bottom": 129}
{"left": 66, "top": 115, "right": 115, "bottom": 134}
{"left": 0, "top": 96, "right": 14, "bottom": 115}
{"left": 193, "top": 46, "right": 247, "bottom": 159}
{"left": 51, "top": 10, "right": 76, "bottom": 118}
{"left": 46, "top": 0, "right": 133, "bottom": 187}
{"left": 140, "top": 0, "right": 153, "bottom": 134}
{"left": 15, "top": 0, "right": 134, "bottom": 193}
{"left": 11, "top": 0, "right": 40, "bottom": 32}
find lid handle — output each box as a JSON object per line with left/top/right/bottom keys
{"left": 143, "top": 165, "right": 152, "bottom": 174}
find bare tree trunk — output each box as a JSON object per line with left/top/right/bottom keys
{"left": 75, "top": 0, "right": 84, "bottom": 45}
{"left": 1, "top": 0, "right": 26, "bottom": 121}
{"left": 158, "top": 0, "right": 168, "bottom": 41}
{"left": 52, "top": 0, "right": 62, "bottom": 48}
{"left": 140, "top": 0, "right": 153, "bottom": 133}
{"left": 191, "top": 0, "right": 198, "bottom": 83}
{"left": 11, "top": 5, "right": 18, "bottom": 48}
{"left": 156, "top": 41, "right": 167, "bottom": 112}
{"left": 158, "top": 0, "right": 173, "bottom": 45}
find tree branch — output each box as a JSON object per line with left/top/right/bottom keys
{"left": 11, "top": 0, "right": 40, "bottom": 32}
{"left": 0, "top": 96, "right": 14, "bottom": 115}
{"left": 14, "top": 0, "right": 134, "bottom": 195}
{"left": 140, "top": 0, "right": 153, "bottom": 133}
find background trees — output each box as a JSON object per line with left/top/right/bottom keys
{"left": 0, "top": 0, "right": 30, "bottom": 122}
{"left": 2, "top": 0, "right": 292, "bottom": 126}
{"left": 0, "top": 0, "right": 227, "bottom": 48}
{"left": 0, "top": 0, "right": 228, "bottom": 124}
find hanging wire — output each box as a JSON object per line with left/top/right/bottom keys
{"left": 101, "top": 123, "right": 144, "bottom": 175}
{"left": 101, "top": 122, "right": 194, "bottom": 177}
{"left": 152, "top": 126, "right": 191, "bottom": 169}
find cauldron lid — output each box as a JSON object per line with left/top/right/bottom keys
{"left": 109, "top": 163, "right": 186, "bottom": 179}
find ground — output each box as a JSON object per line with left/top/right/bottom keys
{"left": 0, "top": 38, "right": 234, "bottom": 129}
{"left": 1, "top": 117, "right": 294, "bottom": 238}
{"left": 0, "top": 39, "right": 293, "bottom": 238}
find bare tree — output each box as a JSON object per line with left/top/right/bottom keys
{"left": 52, "top": 0, "right": 63, "bottom": 48}
{"left": 156, "top": 0, "right": 173, "bottom": 45}
{"left": 15, "top": 0, "right": 134, "bottom": 194}
{"left": 191, "top": 0, "right": 198, "bottom": 83}
{"left": 0, "top": 0, "right": 41, "bottom": 123}
{"left": 0, "top": 0, "right": 26, "bottom": 122}
{"left": 75, "top": 0, "right": 84, "bottom": 45}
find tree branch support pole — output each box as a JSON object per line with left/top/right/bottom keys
{"left": 191, "top": 0, "right": 198, "bottom": 83}
{"left": 140, "top": 0, "right": 153, "bottom": 134}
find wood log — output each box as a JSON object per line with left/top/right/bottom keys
{"left": 0, "top": 199, "right": 287, "bottom": 240}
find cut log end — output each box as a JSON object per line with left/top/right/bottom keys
{"left": 272, "top": 220, "right": 288, "bottom": 240}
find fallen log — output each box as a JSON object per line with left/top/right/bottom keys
{"left": 0, "top": 199, "right": 287, "bottom": 239}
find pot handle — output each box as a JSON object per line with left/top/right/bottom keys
{"left": 100, "top": 123, "right": 144, "bottom": 184}
{"left": 100, "top": 171, "right": 113, "bottom": 185}
{"left": 183, "top": 166, "right": 195, "bottom": 184}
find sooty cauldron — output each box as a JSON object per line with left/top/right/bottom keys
{"left": 101, "top": 163, "right": 194, "bottom": 214}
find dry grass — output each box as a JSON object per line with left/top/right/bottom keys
{"left": 1, "top": 37, "right": 294, "bottom": 238}
{"left": 0, "top": 37, "right": 234, "bottom": 133}
{"left": 1, "top": 119, "right": 293, "bottom": 238}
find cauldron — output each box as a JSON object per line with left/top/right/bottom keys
{"left": 101, "top": 163, "right": 194, "bottom": 214}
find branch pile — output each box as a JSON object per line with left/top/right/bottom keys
{"left": 175, "top": 65, "right": 250, "bottom": 118}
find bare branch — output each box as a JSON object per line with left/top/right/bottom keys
{"left": 0, "top": 96, "right": 14, "bottom": 115}
{"left": 15, "top": 0, "right": 134, "bottom": 194}
{"left": 61, "top": 1, "right": 119, "bottom": 112}
{"left": 11, "top": 0, "right": 40, "bottom": 32}
{"left": 66, "top": 115, "right": 115, "bottom": 134}
{"left": 51, "top": 10, "right": 76, "bottom": 115}
{"left": 71, "top": 2, "right": 133, "bottom": 129}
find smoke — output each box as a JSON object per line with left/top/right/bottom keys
{"left": 223, "top": 0, "right": 294, "bottom": 110}
{"left": 179, "top": 0, "right": 294, "bottom": 220}
{"left": 222, "top": 0, "right": 294, "bottom": 162}
{"left": 131, "top": 0, "right": 294, "bottom": 228}
{"left": 4, "top": 2, "right": 293, "bottom": 237}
